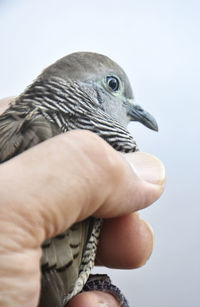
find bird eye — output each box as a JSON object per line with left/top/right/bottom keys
{"left": 106, "top": 76, "right": 120, "bottom": 92}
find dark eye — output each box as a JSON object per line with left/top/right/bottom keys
{"left": 106, "top": 76, "right": 120, "bottom": 92}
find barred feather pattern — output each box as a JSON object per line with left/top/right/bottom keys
{"left": 0, "top": 76, "right": 137, "bottom": 306}
{"left": 63, "top": 218, "right": 103, "bottom": 304}
{"left": 15, "top": 76, "right": 138, "bottom": 152}
{"left": 39, "top": 218, "right": 103, "bottom": 306}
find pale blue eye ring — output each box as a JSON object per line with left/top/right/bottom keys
{"left": 106, "top": 76, "right": 120, "bottom": 92}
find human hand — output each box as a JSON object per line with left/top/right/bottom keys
{"left": 0, "top": 98, "right": 165, "bottom": 307}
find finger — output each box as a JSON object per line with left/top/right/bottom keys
{"left": 66, "top": 291, "right": 120, "bottom": 307}
{"left": 0, "top": 131, "right": 165, "bottom": 248}
{"left": 94, "top": 151, "right": 165, "bottom": 217}
{"left": 96, "top": 213, "right": 154, "bottom": 269}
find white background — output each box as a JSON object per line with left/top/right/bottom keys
{"left": 0, "top": 1, "right": 199, "bottom": 306}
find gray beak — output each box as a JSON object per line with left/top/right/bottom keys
{"left": 127, "top": 101, "right": 158, "bottom": 131}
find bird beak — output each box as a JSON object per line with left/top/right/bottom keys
{"left": 127, "top": 99, "right": 158, "bottom": 131}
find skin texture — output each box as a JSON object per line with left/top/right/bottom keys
{"left": 0, "top": 98, "right": 165, "bottom": 307}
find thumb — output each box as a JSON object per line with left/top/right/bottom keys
{"left": 94, "top": 151, "right": 165, "bottom": 218}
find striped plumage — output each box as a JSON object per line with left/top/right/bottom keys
{"left": 40, "top": 218, "right": 102, "bottom": 306}
{"left": 0, "top": 52, "right": 158, "bottom": 306}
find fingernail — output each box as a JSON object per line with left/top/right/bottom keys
{"left": 95, "top": 291, "right": 120, "bottom": 306}
{"left": 124, "top": 152, "right": 166, "bottom": 186}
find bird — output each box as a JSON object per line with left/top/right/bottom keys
{"left": 0, "top": 52, "right": 158, "bottom": 306}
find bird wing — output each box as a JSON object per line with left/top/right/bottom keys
{"left": 0, "top": 106, "right": 60, "bottom": 162}
{"left": 39, "top": 219, "right": 92, "bottom": 307}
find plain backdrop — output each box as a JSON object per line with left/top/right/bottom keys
{"left": 0, "top": 1, "right": 199, "bottom": 306}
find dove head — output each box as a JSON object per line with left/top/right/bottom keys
{"left": 40, "top": 52, "right": 158, "bottom": 131}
